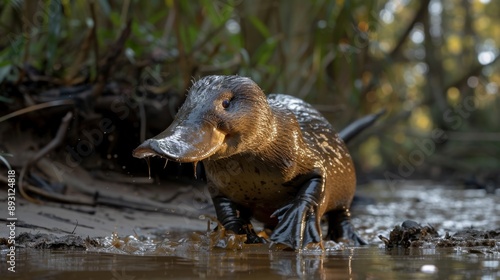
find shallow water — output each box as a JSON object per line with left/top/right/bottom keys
{"left": 352, "top": 182, "right": 500, "bottom": 244}
{"left": 3, "top": 245, "right": 500, "bottom": 279}
{"left": 2, "top": 182, "right": 500, "bottom": 279}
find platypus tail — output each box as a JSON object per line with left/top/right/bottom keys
{"left": 339, "top": 109, "right": 386, "bottom": 144}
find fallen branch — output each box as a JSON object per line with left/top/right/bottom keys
{"left": 18, "top": 112, "right": 73, "bottom": 203}
{"left": 0, "top": 99, "right": 74, "bottom": 123}
{"left": 0, "top": 174, "right": 94, "bottom": 205}
{"left": 36, "top": 158, "right": 206, "bottom": 219}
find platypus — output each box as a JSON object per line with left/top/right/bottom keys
{"left": 133, "top": 75, "right": 370, "bottom": 249}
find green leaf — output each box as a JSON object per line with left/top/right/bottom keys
{"left": 253, "top": 38, "right": 277, "bottom": 66}
{"left": 248, "top": 16, "right": 270, "bottom": 37}
{"left": 148, "top": 10, "right": 169, "bottom": 25}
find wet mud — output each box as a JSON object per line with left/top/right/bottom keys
{"left": 379, "top": 220, "right": 499, "bottom": 250}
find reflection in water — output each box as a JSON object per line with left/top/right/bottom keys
{"left": 270, "top": 253, "right": 325, "bottom": 279}
{"left": 3, "top": 245, "right": 500, "bottom": 279}
{"left": 2, "top": 183, "right": 499, "bottom": 279}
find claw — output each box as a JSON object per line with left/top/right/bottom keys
{"left": 270, "top": 204, "right": 292, "bottom": 221}
{"left": 304, "top": 213, "right": 321, "bottom": 245}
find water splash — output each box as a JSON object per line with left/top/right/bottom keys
{"left": 193, "top": 161, "right": 198, "bottom": 179}
{"left": 145, "top": 158, "right": 151, "bottom": 179}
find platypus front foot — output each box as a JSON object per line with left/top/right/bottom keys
{"left": 212, "top": 195, "right": 267, "bottom": 244}
{"left": 270, "top": 199, "right": 321, "bottom": 249}
{"left": 269, "top": 178, "right": 324, "bottom": 250}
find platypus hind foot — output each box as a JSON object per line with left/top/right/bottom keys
{"left": 327, "top": 208, "right": 367, "bottom": 245}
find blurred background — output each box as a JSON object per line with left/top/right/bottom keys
{"left": 0, "top": 0, "right": 499, "bottom": 193}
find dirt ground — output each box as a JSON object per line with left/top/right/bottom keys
{"left": 0, "top": 172, "right": 211, "bottom": 242}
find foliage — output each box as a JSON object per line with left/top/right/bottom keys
{"left": 0, "top": 0, "right": 499, "bottom": 179}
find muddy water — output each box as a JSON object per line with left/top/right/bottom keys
{"left": 4, "top": 246, "right": 500, "bottom": 279}
{"left": 2, "top": 182, "right": 500, "bottom": 279}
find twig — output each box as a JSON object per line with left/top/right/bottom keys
{"left": 441, "top": 131, "right": 500, "bottom": 142}
{"left": 0, "top": 173, "right": 91, "bottom": 205}
{"left": 64, "top": 20, "right": 95, "bottom": 84}
{"left": 119, "top": 0, "right": 131, "bottom": 32}
{"left": 0, "top": 154, "right": 12, "bottom": 170}
{"left": 0, "top": 99, "right": 74, "bottom": 123}
{"left": 15, "top": 0, "right": 34, "bottom": 85}
{"left": 24, "top": 182, "right": 94, "bottom": 205}
{"left": 161, "top": 6, "right": 175, "bottom": 47}
{"left": 172, "top": 1, "right": 190, "bottom": 92}
{"left": 91, "top": 19, "right": 132, "bottom": 98}
{"left": 35, "top": 158, "right": 203, "bottom": 219}
{"left": 389, "top": 0, "right": 431, "bottom": 58}
{"left": 89, "top": 0, "right": 99, "bottom": 83}
{"left": 198, "top": 54, "right": 242, "bottom": 72}
{"left": 360, "top": 0, "right": 431, "bottom": 97}
{"left": 71, "top": 221, "right": 79, "bottom": 234}
{"left": 19, "top": 112, "right": 73, "bottom": 204}
{"left": 187, "top": 22, "right": 228, "bottom": 57}
{"left": 445, "top": 54, "right": 500, "bottom": 90}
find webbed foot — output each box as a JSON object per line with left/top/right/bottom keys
{"left": 269, "top": 178, "right": 323, "bottom": 250}
{"left": 327, "top": 208, "right": 366, "bottom": 245}
{"left": 212, "top": 196, "right": 267, "bottom": 244}
{"left": 224, "top": 220, "right": 267, "bottom": 244}
{"left": 270, "top": 199, "right": 321, "bottom": 249}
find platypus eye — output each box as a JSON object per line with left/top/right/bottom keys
{"left": 222, "top": 99, "right": 230, "bottom": 109}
